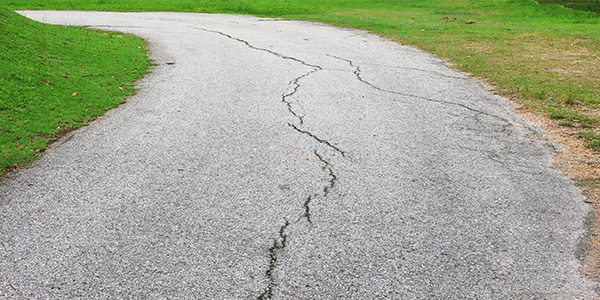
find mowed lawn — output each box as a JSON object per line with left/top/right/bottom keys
{"left": 0, "top": 6, "right": 152, "bottom": 175}
{"left": 4, "top": 1, "right": 600, "bottom": 124}
{"left": 0, "top": 0, "right": 599, "bottom": 172}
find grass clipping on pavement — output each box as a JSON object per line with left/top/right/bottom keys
{"left": 0, "top": 7, "right": 152, "bottom": 176}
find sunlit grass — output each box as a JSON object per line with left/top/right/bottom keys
{"left": 0, "top": 6, "right": 152, "bottom": 175}
{"left": 1, "top": 0, "right": 600, "bottom": 175}
{"left": 6, "top": 0, "right": 598, "bottom": 132}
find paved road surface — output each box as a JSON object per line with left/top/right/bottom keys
{"left": 1, "top": 11, "right": 597, "bottom": 299}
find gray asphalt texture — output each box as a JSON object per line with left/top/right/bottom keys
{"left": 1, "top": 11, "right": 597, "bottom": 299}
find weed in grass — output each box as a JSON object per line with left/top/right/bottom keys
{"left": 578, "top": 130, "right": 599, "bottom": 139}
{"left": 535, "top": 89, "right": 548, "bottom": 100}
{"left": 549, "top": 107, "right": 597, "bottom": 127}
{"left": 550, "top": 108, "right": 571, "bottom": 119}
{"left": 581, "top": 178, "right": 600, "bottom": 190}
{"left": 0, "top": 6, "right": 152, "bottom": 175}
{"left": 559, "top": 120, "right": 575, "bottom": 126}
{"left": 587, "top": 140, "right": 600, "bottom": 148}
{"left": 578, "top": 130, "right": 600, "bottom": 148}
{"left": 581, "top": 120, "right": 597, "bottom": 128}
{"left": 565, "top": 87, "right": 581, "bottom": 105}
{"left": 539, "top": 0, "right": 600, "bottom": 14}
{"left": 571, "top": 114, "right": 598, "bottom": 127}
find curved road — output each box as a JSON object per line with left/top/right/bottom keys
{"left": 1, "top": 11, "right": 597, "bottom": 298}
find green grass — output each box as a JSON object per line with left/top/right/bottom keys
{"left": 0, "top": 0, "right": 599, "bottom": 175}
{"left": 0, "top": 6, "right": 152, "bottom": 175}
{"left": 539, "top": 0, "right": 599, "bottom": 13}
{"left": 3, "top": 0, "right": 599, "bottom": 140}
{"left": 579, "top": 130, "right": 600, "bottom": 148}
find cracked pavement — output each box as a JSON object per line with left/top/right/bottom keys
{"left": 1, "top": 11, "right": 597, "bottom": 299}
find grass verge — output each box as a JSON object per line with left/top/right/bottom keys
{"left": 2, "top": 1, "right": 599, "bottom": 136}
{"left": 0, "top": 6, "right": 152, "bottom": 176}
{"left": 539, "top": 0, "right": 600, "bottom": 14}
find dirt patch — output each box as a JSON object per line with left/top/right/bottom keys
{"left": 515, "top": 105, "right": 600, "bottom": 280}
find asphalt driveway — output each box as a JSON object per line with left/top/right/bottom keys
{"left": 0, "top": 11, "right": 597, "bottom": 299}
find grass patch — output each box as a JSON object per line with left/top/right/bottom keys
{"left": 0, "top": 0, "right": 599, "bottom": 170}
{"left": 539, "top": 0, "right": 600, "bottom": 14}
{"left": 551, "top": 108, "right": 599, "bottom": 127}
{"left": 3, "top": 1, "right": 599, "bottom": 143}
{"left": 581, "top": 178, "right": 600, "bottom": 190}
{"left": 0, "top": 6, "right": 152, "bottom": 175}
{"left": 579, "top": 130, "right": 600, "bottom": 148}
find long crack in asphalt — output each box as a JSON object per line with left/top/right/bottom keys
{"left": 297, "top": 150, "right": 339, "bottom": 225}
{"left": 328, "top": 54, "right": 512, "bottom": 125}
{"left": 364, "top": 62, "right": 470, "bottom": 80}
{"left": 281, "top": 68, "right": 321, "bottom": 126}
{"left": 191, "top": 26, "right": 321, "bottom": 69}
{"left": 288, "top": 123, "right": 347, "bottom": 157}
{"left": 258, "top": 149, "right": 339, "bottom": 299}
{"left": 258, "top": 220, "right": 290, "bottom": 300}
{"left": 313, "top": 150, "right": 338, "bottom": 198}
{"left": 192, "top": 27, "right": 345, "bottom": 299}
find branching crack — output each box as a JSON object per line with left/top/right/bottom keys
{"left": 314, "top": 150, "right": 338, "bottom": 198}
{"left": 457, "top": 145, "right": 546, "bottom": 172}
{"left": 364, "top": 62, "right": 469, "bottom": 80}
{"left": 297, "top": 151, "right": 339, "bottom": 224}
{"left": 282, "top": 68, "right": 320, "bottom": 125}
{"left": 328, "top": 54, "right": 511, "bottom": 124}
{"left": 327, "top": 55, "right": 415, "bottom": 101}
{"left": 289, "top": 123, "right": 346, "bottom": 157}
{"left": 194, "top": 27, "right": 345, "bottom": 300}
{"left": 301, "top": 195, "right": 314, "bottom": 224}
{"left": 192, "top": 26, "right": 324, "bottom": 127}
{"left": 191, "top": 26, "right": 321, "bottom": 69}
{"left": 258, "top": 148, "right": 340, "bottom": 299}
{"left": 258, "top": 220, "right": 290, "bottom": 300}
